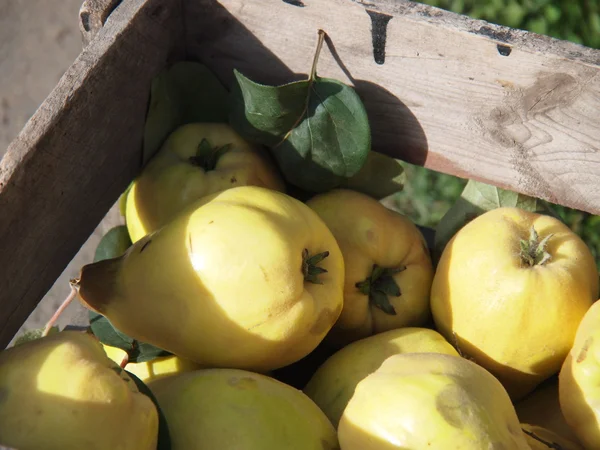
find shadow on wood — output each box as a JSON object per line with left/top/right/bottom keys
{"left": 183, "top": 0, "right": 429, "bottom": 166}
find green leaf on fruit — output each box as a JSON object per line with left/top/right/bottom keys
{"left": 89, "top": 312, "right": 172, "bottom": 364}
{"left": 433, "top": 179, "right": 546, "bottom": 258}
{"left": 94, "top": 226, "right": 132, "bottom": 263}
{"left": 340, "top": 151, "right": 405, "bottom": 199}
{"left": 144, "top": 61, "right": 230, "bottom": 165}
{"left": 12, "top": 326, "right": 59, "bottom": 347}
{"left": 90, "top": 226, "right": 171, "bottom": 363}
{"left": 228, "top": 30, "right": 371, "bottom": 193}
{"left": 126, "top": 370, "right": 172, "bottom": 450}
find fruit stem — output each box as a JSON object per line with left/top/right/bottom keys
{"left": 302, "top": 248, "right": 329, "bottom": 284}
{"left": 520, "top": 226, "right": 554, "bottom": 267}
{"left": 356, "top": 264, "right": 406, "bottom": 315}
{"left": 189, "top": 139, "right": 232, "bottom": 171}
{"left": 120, "top": 352, "right": 130, "bottom": 369}
{"left": 42, "top": 279, "right": 80, "bottom": 337}
{"left": 309, "top": 29, "right": 326, "bottom": 82}
{"left": 273, "top": 29, "right": 327, "bottom": 149}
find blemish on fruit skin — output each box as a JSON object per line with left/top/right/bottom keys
{"left": 228, "top": 376, "right": 257, "bottom": 389}
{"left": 366, "top": 229, "right": 375, "bottom": 242}
{"left": 321, "top": 437, "right": 338, "bottom": 449}
{"left": 435, "top": 385, "right": 468, "bottom": 429}
{"left": 577, "top": 337, "right": 593, "bottom": 363}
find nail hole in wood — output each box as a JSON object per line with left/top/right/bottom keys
{"left": 366, "top": 10, "right": 393, "bottom": 65}
{"left": 497, "top": 44, "right": 512, "bottom": 56}
{"left": 80, "top": 11, "right": 91, "bottom": 32}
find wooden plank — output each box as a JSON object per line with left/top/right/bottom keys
{"left": 184, "top": 0, "right": 600, "bottom": 215}
{"left": 0, "top": 0, "right": 183, "bottom": 348}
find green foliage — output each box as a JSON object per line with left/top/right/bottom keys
{"left": 397, "top": 0, "right": 600, "bottom": 271}
{"left": 229, "top": 69, "right": 371, "bottom": 193}
{"left": 143, "top": 61, "right": 230, "bottom": 165}
{"left": 433, "top": 180, "right": 543, "bottom": 260}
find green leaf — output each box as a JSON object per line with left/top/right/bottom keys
{"left": 143, "top": 61, "right": 230, "bottom": 165}
{"left": 89, "top": 312, "right": 172, "bottom": 364}
{"left": 376, "top": 276, "right": 401, "bottom": 297}
{"left": 89, "top": 311, "right": 132, "bottom": 349}
{"left": 370, "top": 290, "right": 397, "bottom": 315}
{"left": 94, "top": 226, "right": 133, "bottom": 263}
{"left": 434, "top": 180, "right": 544, "bottom": 258}
{"left": 126, "top": 370, "right": 172, "bottom": 450}
{"left": 229, "top": 70, "right": 371, "bottom": 193}
{"left": 340, "top": 151, "right": 406, "bottom": 199}
{"left": 12, "top": 327, "right": 59, "bottom": 347}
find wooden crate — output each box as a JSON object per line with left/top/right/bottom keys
{"left": 0, "top": 0, "right": 598, "bottom": 349}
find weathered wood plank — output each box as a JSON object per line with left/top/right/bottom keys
{"left": 185, "top": 0, "right": 600, "bottom": 215}
{"left": 0, "top": 0, "right": 183, "bottom": 348}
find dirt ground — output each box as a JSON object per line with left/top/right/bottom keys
{"left": 0, "top": 0, "right": 121, "bottom": 346}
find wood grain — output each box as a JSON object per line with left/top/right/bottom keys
{"left": 0, "top": 0, "right": 183, "bottom": 348}
{"left": 185, "top": 0, "right": 600, "bottom": 215}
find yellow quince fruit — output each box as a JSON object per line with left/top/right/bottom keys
{"left": 125, "top": 122, "right": 285, "bottom": 242}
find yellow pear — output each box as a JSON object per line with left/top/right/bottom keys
{"left": 306, "top": 189, "right": 434, "bottom": 347}
{"left": 147, "top": 368, "right": 338, "bottom": 449}
{"left": 559, "top": 298, "right": 600, "bottom": 449}
{"left": 303, "top": 327, "right": 458, "bottom": 428}
{"left": 0, "top": 331, "right": 158, "bottom": 450}
{"left": 125, "top": 122, "right": 285, "bottom": 242}
{"left": 338, "top": 352, "right": 530, "bottom": 449}
{"left": 431, "top": 207, "right": 598, "bottom": 400}
{"left": 76, "top": 186, "right": 344, "bottom": 372}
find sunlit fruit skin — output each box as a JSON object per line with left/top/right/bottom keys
{"left": 101, "top": 343, "right": 203, "bottom": 384}
{"left": 338, "top": 352, "right": 531, "bottom": 450}
{"left": 78, "top": 186, "right": 345, "bottom": 373}
{"left": 306, "top": 189, "right": 434, "bottom": 346}
{"left": 514, "top": 376, "right": 581, "bottom": 445}
{"left": 430, "top": 207, "right": 599, "bottom": 400}
{"left": 0, "top": 331, "right": 158, "bottom": 450}
{"left": 147, "top": 368, "right": 339, "bottom": 450}
{"left": 559, "top": 299, "right": 600, "bottom": 449}
{"left": 126, "top": 122, "right": 285, "bottom": 242}
{"left": 521, "top": 424, "right": 583, "bottom": 450}
{"left": 303, "top": 327, "right": 458, "bottom": 429}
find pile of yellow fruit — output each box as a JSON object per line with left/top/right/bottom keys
{"left": 0, "top": 122, "right": 598, "bottom": 450}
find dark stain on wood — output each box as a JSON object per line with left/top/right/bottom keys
{"left": 473, "top": 25, "right": 513, "bottom": 43}
{"left": 282, "top": 0, "right": 305, "bottom": 6}
{"left": 366, "top": 9, "right": 393, "bottom": 65}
